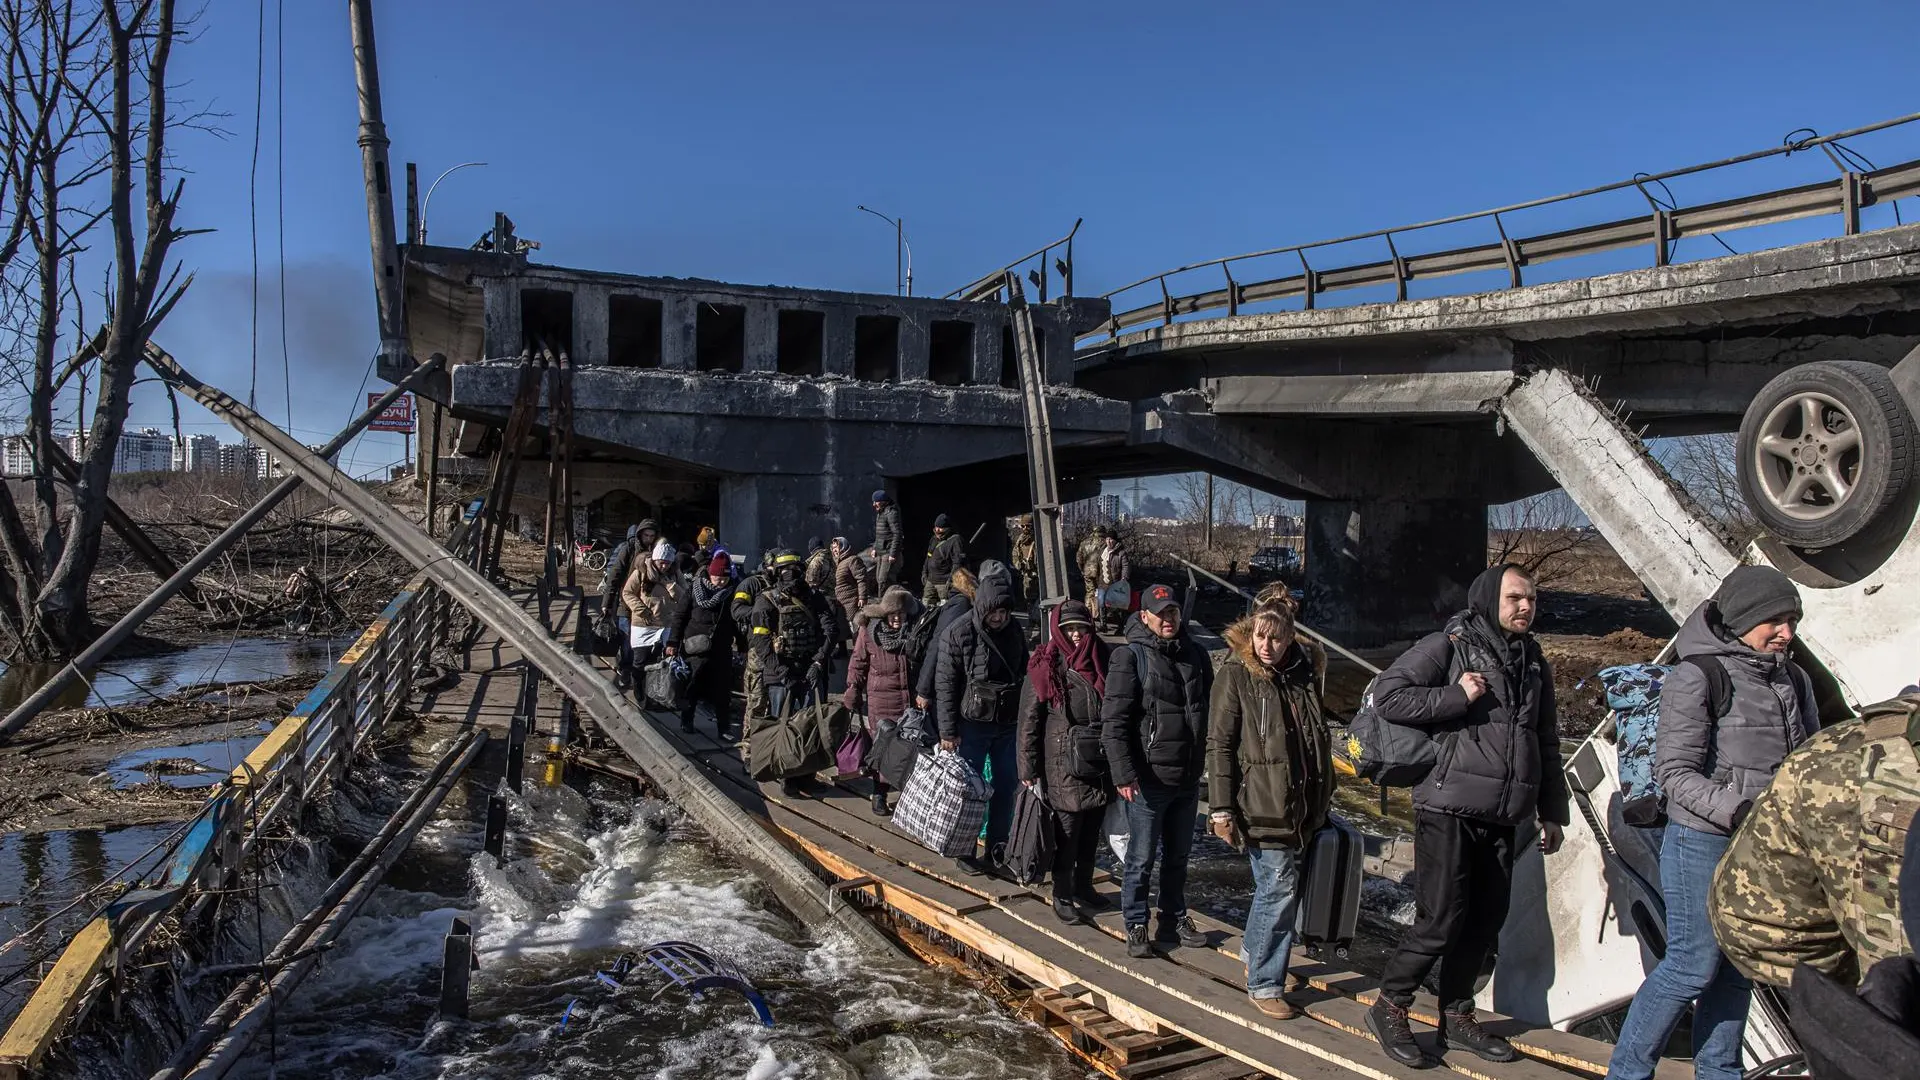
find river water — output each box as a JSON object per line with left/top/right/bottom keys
{"left": 0, "top": 634, "right": 355, "bottom": 714}
{"left": 215, "top": 760, "right": 1094, "bottom": 1080}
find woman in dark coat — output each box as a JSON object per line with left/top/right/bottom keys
{"left": 1018, "top": 600, "right": 1113, "bottom": 923}
{"left": 842, "top": 585, "right": 925, "bottom": 815}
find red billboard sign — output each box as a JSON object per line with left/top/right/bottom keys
{"left": 367, "top": 392, "right": 415, "bottom": 434}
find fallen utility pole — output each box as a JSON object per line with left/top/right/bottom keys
{"left": 141, "top": 348, "right": 898, "bottom": 954}
{"left": 1004, "top": 272, "right": 1070, "bottom": 602}
{"left": 157, "top": 729, "right": 486, "bottom": 1080}
{"left": 0, "top": 354, "right": 446, "bottom": 743}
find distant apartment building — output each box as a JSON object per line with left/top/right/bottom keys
{"left": 1063, "top": 493, "right": 1123, "bottom": 528}
{"left": 49, "top": 427, "right": 172, "bottom": 474}
{"left": 173, "top": 433, "right": 222, "bottom": 473}
{"left": 2, "top": 435, "right": 33, "bottom": 477}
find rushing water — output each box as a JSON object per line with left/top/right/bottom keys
{"left": 218, "top": 762, "right": 1094, "bottom": 1080}
{"left": 0, "top": 634, "right": 356, "bottom": 714}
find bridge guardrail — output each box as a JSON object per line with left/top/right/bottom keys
{"left": 1091, "top": 113, "right": 1920, "bottom": 344}
{"left": 0, "top": 572, "right": 457, "bottom": 1080}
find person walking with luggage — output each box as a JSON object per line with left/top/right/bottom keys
{"left": 933, "top": 560, "right": 1028, "bottom": 874}
{"left": 1095, "top": 530, "right": 1132, "bottom": 630}
{"left": 749, "top": 550, "right": 837, "bottom": 733}
{"left": 844, "top": 586, "right": 926, "bottom": 816}
{"left": 914, "top": 566, "right": 975, "bottom": 710}
{"left": 621, "top": 540, "right": 687, "bottom": 700}
{"left": 1102, "top": 584, "right": 1214, "bottom": 958}
{"left": 598, "top": 521, "right": 651, "bottom": 688}
{"left": 1018, "top": 600, "right": 1112, "bottom": 922}
{"left": 673, "top": 553, "right": 739, "bottom": 739}
{"left": 832, "top": 538, "right": 874, "bottom": 636}
{"left": 1207, "top": 598, "right": 1332, "bottom": 1020}
{"left": 922, "top": 515, "right": 968, "bottom": 607}
{"left": 873, "top": 491, "right": 903, "bottom": 589}
{"left": 1607, "top": 565, "right": 1816, "bottom": 1080}
{"left": 1365, "top": 563, "right": 1570, "bottom": 1068}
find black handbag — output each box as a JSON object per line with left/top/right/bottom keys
{"left": 682, "top": 633, "right": 713, "bottom": 657}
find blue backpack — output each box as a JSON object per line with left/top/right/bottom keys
{"left": 1600, "top": 658, "right": 1734, "bottom": 827}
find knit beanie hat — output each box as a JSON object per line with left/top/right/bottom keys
{"left": 651, "top": 540, "right": 677, "bottom": 564}
{"left": 707, "top": 553, "right": 730, "bottom": 576}
{"left": 1713, "top": 564, "right": 1802, "bottom": 637}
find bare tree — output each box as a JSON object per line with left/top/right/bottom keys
{"left": 1488, "top": 490, "right": 1594, "bottom": 585}
{"left": 0, "top": 0, "right": 195, "bottom": 660}
{"left": 1661, "top": 433, "right": 1761, "bottom": 545}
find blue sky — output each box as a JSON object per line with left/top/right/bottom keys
{"left": 120, "top": 0, "right": 1920, "bottom": 484}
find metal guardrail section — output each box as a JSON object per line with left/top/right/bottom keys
{"left": 0, "top": 574, "right": 454, "bottom": 1079}
{"left": 1093, "top": 114, "right": 1920, "bottom": 342}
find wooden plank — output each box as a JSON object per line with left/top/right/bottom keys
{"left": 766, "top": 803, "right": 993, "bottom": 917}
{"left": 971, "top": 904, "right": 1372, "bottom": 1080}
{"left": 1075, "top": 883, "right": 1633, "bottom": 1080}
{"left": 0, "top": 919, "right": 113, "bottom": 1078}
{"left": 996, "top": 894, "right": 1514, "bottom": 1080}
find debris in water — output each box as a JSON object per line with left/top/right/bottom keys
{"left": 558, "top": 940, "right": 775, "bottom": 1033}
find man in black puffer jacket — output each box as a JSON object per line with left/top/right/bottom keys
{"left": 1102, "top": 584, "right": 1214, "bottom": 959}
{"left": 1365, "top": 563, "right": 1570, "bottom": 1068}
{"left": 933, "top": 560, "right": 1027, "bottom": 875}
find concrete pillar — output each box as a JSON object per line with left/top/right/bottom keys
{"left": 745, "top": 302, "right": 779, "bottom": 373}
{"left": 574, "top": 284, "right": 609, "bottom": 366}
{"left": 662, "top": 295, "right": 697, "bottom": 370}
{"left": 720, "top": 471, "right": 879, "bottom": 565}
{"left": 976, "top": 314, "right": 1006, "bottom": 386}
{"left": 898, "top": 313, "right": 930, "bottom": 383}
{"left": 1039, "top": 309, "right": 1075, "bottom": 385}
{"left": 483, "top": 281, "right": 522, "bottom": 360}
{"left": 1303, "top": 498, "right": 1486, "bottom": 648}
{"left": 823, "top": 308, "right": 855, "bottom": 376}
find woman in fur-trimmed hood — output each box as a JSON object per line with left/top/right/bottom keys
{"left": 1206, "top": 599, "right": 1333, "bottom": 1017}
{"left": 843, "top": 586, "right": 926, "bottom": 815}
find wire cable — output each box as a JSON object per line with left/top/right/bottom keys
{"left": 246, "top": 0, "right": 266, "bottom": 418}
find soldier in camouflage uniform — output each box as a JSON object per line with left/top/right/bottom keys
{"left": 1711, "top": 692, "right": 1920, "bottom": 988}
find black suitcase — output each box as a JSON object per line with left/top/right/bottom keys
{"left": 1295, "top": 814, "right": 1363, "bottom": 960}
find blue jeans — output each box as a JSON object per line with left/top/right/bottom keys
{"left": 1120, "top": 784, "right": 1198, "bottom": 928}
{"left": 1606, "top": 822, "right": 1753, "bottom": 1080}
{"left": 958, "top": 722, "right": 1017, "bottom": 854}
{"left": 1242, "top": 843, "right": 1302, "bottom": 999}
{"left": 766, "top": 680, "right": 818, "bottom": 721}
{"left": 616, "top": 616, "right": 633, "bottom": 673}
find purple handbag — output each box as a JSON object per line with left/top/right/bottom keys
{"left": 834, "top": 717, "right": 873, "bottom": 776}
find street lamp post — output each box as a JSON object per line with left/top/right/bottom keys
{"left": 420, "top": 161, "right": 488, "bottom": 244}
{"left": 856, "top": 205, "right": 913, "bottom": 296}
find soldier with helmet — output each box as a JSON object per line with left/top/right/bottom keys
{"left": 750, "top": 549, "right": 838, "bottom": 721}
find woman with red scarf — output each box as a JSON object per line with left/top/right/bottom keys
{"left": 1018, "top": 600, "right": 1115, "bottom": 923}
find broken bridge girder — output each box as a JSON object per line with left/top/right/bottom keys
{"left": 138, "top": 347, "right": 898, "bottom": 956}
{"left": 1005, "top": 272, "right": 1071, "bottom": 603}
{"left": 0, "top": 353, "right": 447, "bottom": 744}
{"left": 1497, "top": 367, "right": 1740, "bottom": 620}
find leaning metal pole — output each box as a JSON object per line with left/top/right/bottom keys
{"left": 1005, "top": 273, "right": 1070, "bottom": 601}
{"left": 0, "top": 354, "right": 447, "bottom": 743}
{"left": 141, "top": 348, "right": 898, "bottom": 953}
{"left": 348, "top": 0, "right": 408, "bottom": 371}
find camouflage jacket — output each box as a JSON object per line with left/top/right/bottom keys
{"left": 1710, "top": 695, "right": 1920, "bottom": 987}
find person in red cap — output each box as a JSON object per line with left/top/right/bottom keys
{"left": 673, "top": 553, "right": 740, "bottom": 738}
{"left": 1101, "top": 583, "right": 1214, "bottom": 958}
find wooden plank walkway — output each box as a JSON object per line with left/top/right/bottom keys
{"left": 535, "top": 627, "right": 1656, "bottom": 1080}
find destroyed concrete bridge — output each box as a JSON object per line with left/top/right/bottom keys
{"left": 399, "top": 131, "right": 1920, "bottom": 645}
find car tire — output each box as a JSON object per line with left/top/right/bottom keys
{"left": 1736, "top": 360, "right": 1915, "bottom": 548}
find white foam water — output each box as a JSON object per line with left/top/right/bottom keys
{"left": 227, "top": 773, "right": 1093, "bottom": 1080}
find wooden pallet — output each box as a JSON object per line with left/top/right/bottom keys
{"left": 1028, "top": 989, "right": 1263, "bottom": 1080}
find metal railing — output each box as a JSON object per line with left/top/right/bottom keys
{"left": 947, "top": 219, "right": 1082, "bottom": 303}
{"left": 0, "top": 572, "right": 457, "bottom": 1079}
{"left": 1092, "top": 113, "right": 1920, "bottom": 343}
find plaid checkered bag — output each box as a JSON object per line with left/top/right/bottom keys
{"left": 893, "top": 749, "right": 992, "bottom": 857}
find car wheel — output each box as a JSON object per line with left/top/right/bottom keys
{"left": 1736, "top": 360, "right": 1915, "bottom": 548}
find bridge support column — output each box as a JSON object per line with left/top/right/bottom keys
{"left": 1303, "top": 498, "right": 1486, "bottom": 648}
{"left": 719, "top": 472, "right": 879, "bottom": 565}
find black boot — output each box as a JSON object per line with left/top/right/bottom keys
{"left": 1052, "top": 897, "right": 1081, "bottom": 924}
{"left": 1439, "top": 1009, "right": 1517, "bottom": 1063}
{"left": 870, "top": 791, "right": 891, "bottom": 816}
{"left": 1366, "top": 998, "right": 1430, "bottom": 1069}
{"left": 1125, "top": 924, "right": 1153, "bottom": 959}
